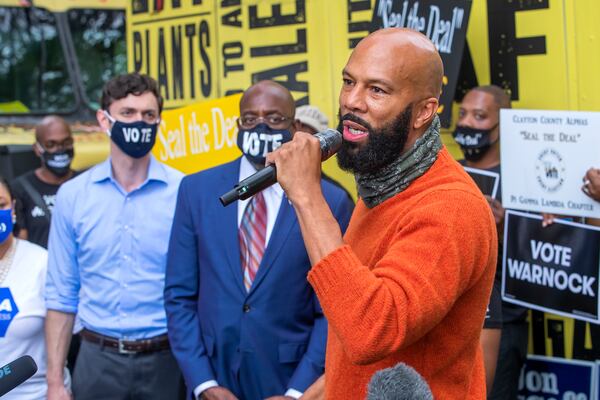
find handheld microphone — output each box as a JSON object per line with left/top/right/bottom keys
{"left": 366, "top": 362, "right": 433, "bottom": 400}
{"left": 220, "top": 128, "right": 342, "bottom": 206}
{"left": 0, "top": 355, "right": 38, "bottom": 397}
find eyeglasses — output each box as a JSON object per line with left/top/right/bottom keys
{"left": 239, "top": 115, "right": 292, "bottom": 129}
{"left": 38, "top": 138, "right": 74, "bottom": 153}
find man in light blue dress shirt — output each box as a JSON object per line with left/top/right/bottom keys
{"left": 45, "top": 73, "right": 184, "bottom": 400}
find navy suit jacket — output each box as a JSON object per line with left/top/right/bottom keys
{"left": 165, "top": 157, "right": 354, "bottom": 399}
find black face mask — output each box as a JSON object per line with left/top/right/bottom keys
{"left": 236, "top": 123, "right": 293, "bottom": 165}
{"left": 452, "top": 124, "right": 498, "bottom": 162}
{"left": 38, "top": 145, "right": 74, "bottom": 177}
{"left": 104, "top": 111, "right": 159, "bottom": 159}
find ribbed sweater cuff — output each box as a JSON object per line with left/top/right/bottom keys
{"left": 308, "top": 244, "right": 365, "bottom": 299}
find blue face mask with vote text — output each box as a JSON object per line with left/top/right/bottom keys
{"left": 104, "top": 111, "right": 159, "bottom": 159}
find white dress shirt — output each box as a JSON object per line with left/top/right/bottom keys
{"left": 194, "top": 157, "right": 302, "bottom": 399}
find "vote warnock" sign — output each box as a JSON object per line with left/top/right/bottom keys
{"left": 502, "top": 211, "right": 600, "bottom": 323}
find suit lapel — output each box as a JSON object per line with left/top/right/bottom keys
{"left": 217, "top": 159, "right": 247, "bottom": 295}
{"left": 248, "top": 196, "right": 296, "bottom": 295}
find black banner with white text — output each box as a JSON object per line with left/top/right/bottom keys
{"left": 370, "top": 0, "right": 472, "bottom": 127}
{"left": 502, "top": 211, "right": 600, "bottom": 323}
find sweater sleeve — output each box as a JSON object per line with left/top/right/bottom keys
{"left": 307, "top": 189, "right": 497, "bottom": 365}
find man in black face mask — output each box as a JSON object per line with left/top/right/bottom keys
{"left": 164, "top": 80, "right": 354, "bottom": 400}
{"left": 454, "top": 85, "right": 529, "bottom": 400}
{"left": 453, "top": 86, "right": 504, "bottom": 168}
{"left": 12, "top": 116, "right": 76, "bottom": 248}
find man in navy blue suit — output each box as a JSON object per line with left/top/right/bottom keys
{"left": 165, "top": 80, "right": 354, "bottom": 400}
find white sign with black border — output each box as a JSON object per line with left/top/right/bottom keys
{"left": 500, "top": 109, "right": 600, "bottom": 218}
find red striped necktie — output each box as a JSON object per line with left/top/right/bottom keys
{"left": 239, "top": 192, "right": 267, "bottom": 292}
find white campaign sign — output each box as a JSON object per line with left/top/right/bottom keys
{"left": 500, "top": 109, "right": 600, "bottom": 218}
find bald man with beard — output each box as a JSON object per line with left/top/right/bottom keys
{"left": 267, "top": 29, "right": 497, "bottom": 399}
{"left": 165, "top": 80, "right": 354, "bottom": 400}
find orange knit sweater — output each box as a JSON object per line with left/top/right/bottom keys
{"left": 308, "top": 147, "right": 497, "bottom": 399}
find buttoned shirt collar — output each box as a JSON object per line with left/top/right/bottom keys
{"left": 90, "top": 154, "right": 168, "bottom": 186}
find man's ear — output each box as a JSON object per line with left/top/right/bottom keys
{"left": 293, "top": 119, "right": 302, "bottom": 132}
{"left": 32, "top": 142, "right": 41, "bottom": 157}
{"left": 413, "top": 97, "right": 439, "bottom": 130}
{"left": 97, "top": 109, "right": 111, "bottom": 132}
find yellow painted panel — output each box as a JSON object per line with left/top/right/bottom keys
{"left": 152, "top": 94, "right": 242, "bottom": 175}
{"left": 0, "top": 101, "right": 29, "bottom": 113}
{"left": 127, "top": 1, "right": 218, "bottom": 109}
{"left": 71, "top": 133, "right": 110, "bottom": 170}
{"left": 465, "top": 0, "right": 490, "bottom": 85}
{"left": 513, "top": 2, "right": 569, "bottom": 110}
{"left": 215, "top": 0, "right": 323, "bottom": 103}
{"left": 572, "top": 0, "right": 600, "bottom": 111}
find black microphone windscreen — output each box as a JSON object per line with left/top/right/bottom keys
{"left": 315, "top": 128, "right": 342, "bottom": 161}
{"left": 366, "top": 362, "right": 433, "bottom": 400}
{"left": 0, "top": 355, "right": 38, "bottom": 397}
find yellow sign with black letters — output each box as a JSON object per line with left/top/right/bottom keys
{"left": 153, "top": 93, "right": 242, "bottom": 174}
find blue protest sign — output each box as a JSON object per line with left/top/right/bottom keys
{"left": 0, "top": 288, "right": 18, "bottom": 337}
{"left": 518, "top": 355, "right": 595, "bottom": 399}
